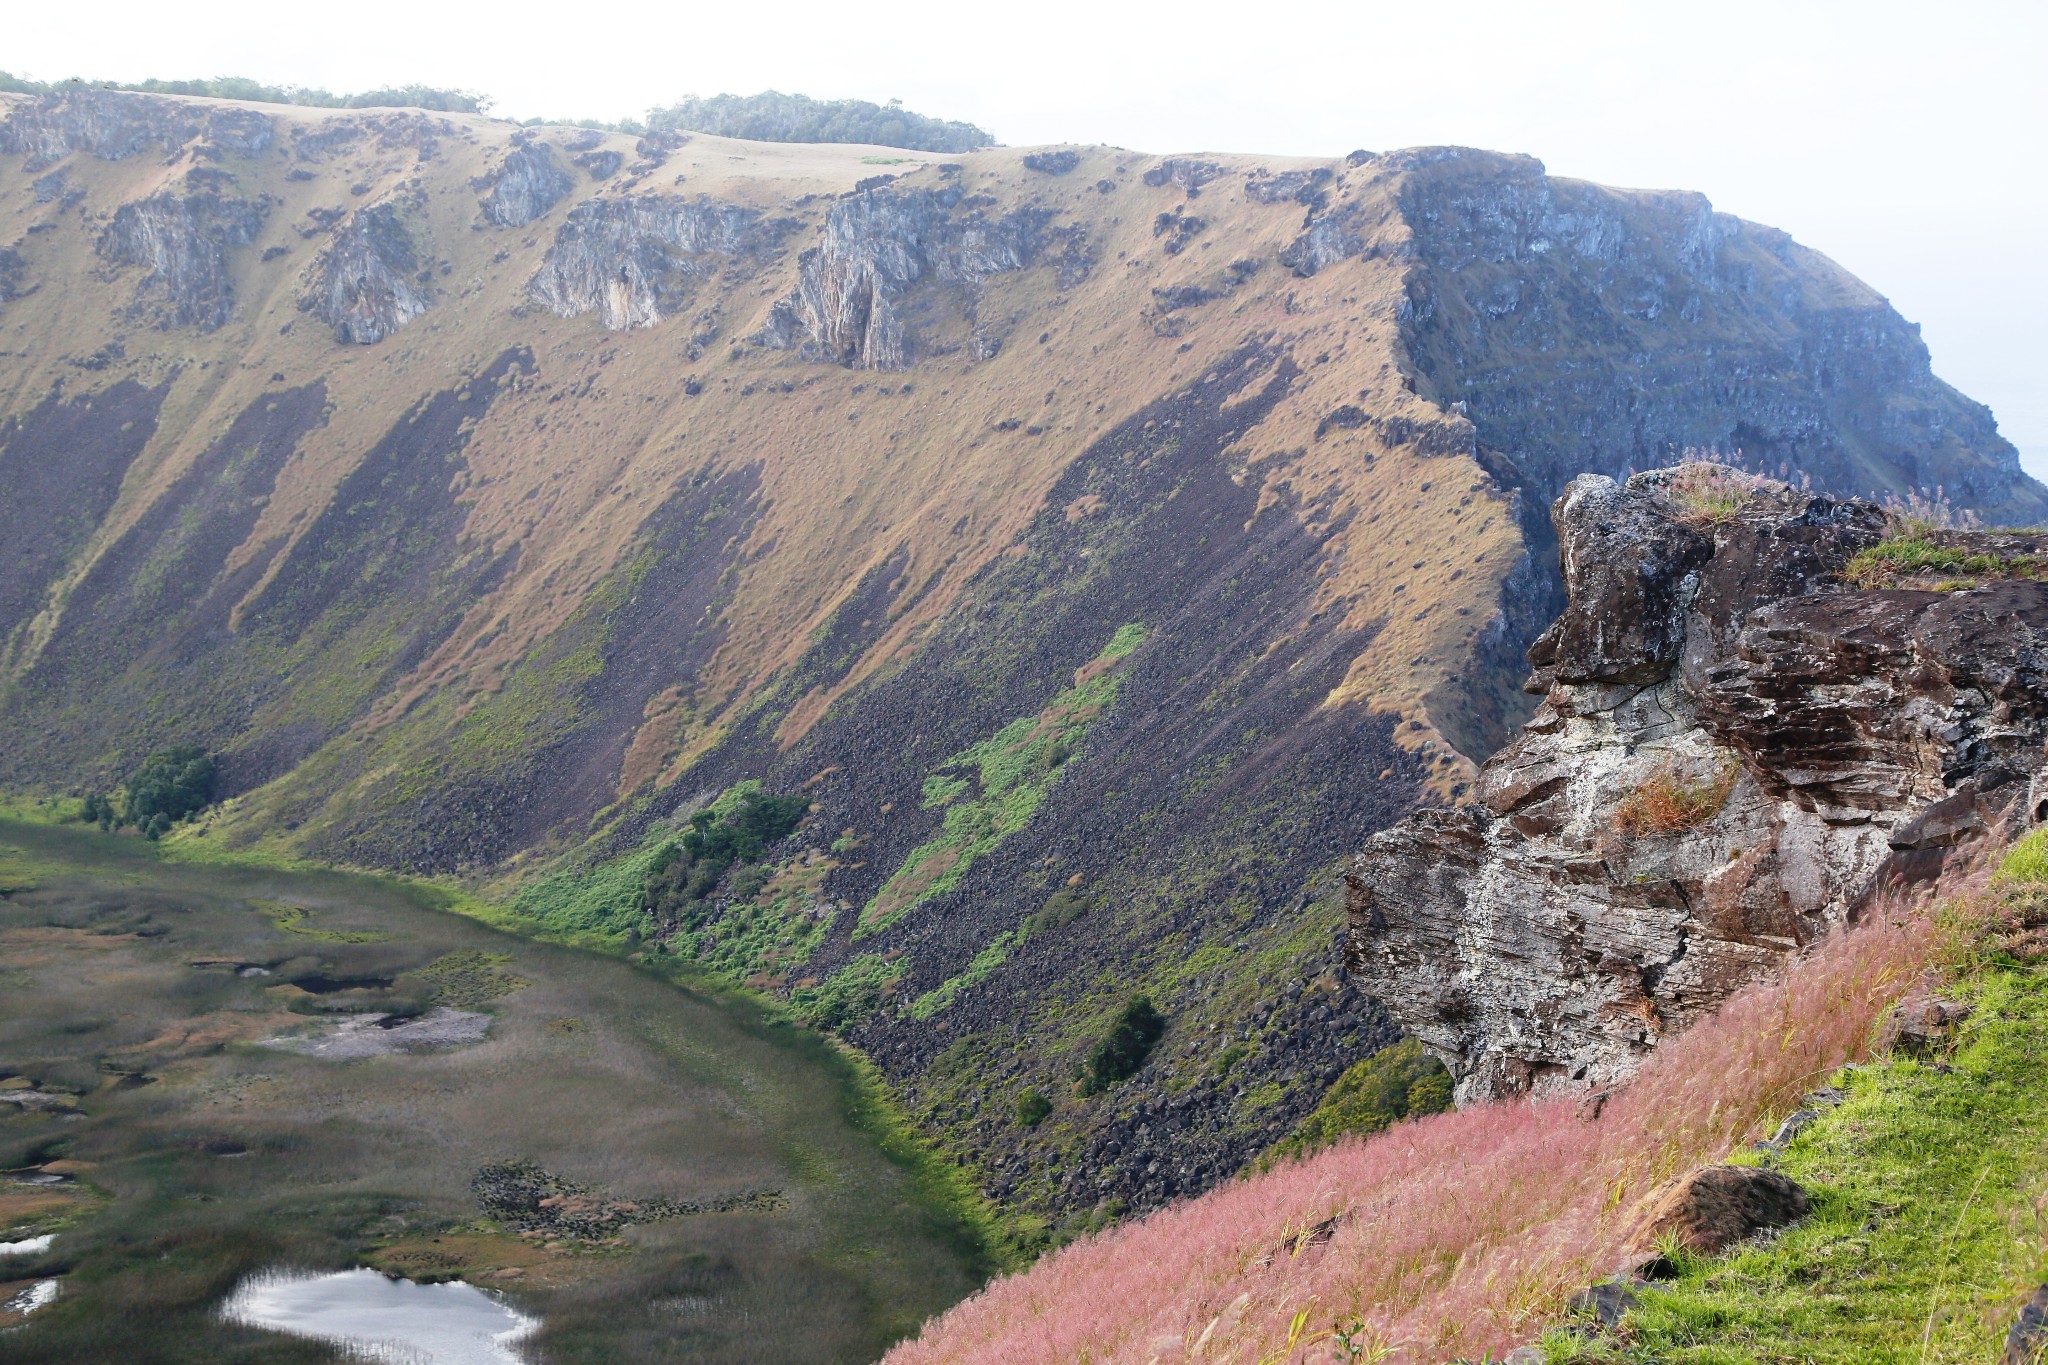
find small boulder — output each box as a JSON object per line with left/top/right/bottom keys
{"left": 1635, "top": 1164, "right": 1810, "bottom": 1255}
{"left": 1891, "top": 998, "right": 1973, "bottom": 1056}
{"left": 1567, "top": 1279, "right": 1640, "bottom": 1327}
{"left": 2003, "top": 1285, "right": 2048, "bottom": 1365}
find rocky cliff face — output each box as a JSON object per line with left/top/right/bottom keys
{"left": 96, "top": 171, "right": 265, "bottom": 331}
{"left": 476, "top": 135, "right": 574, "bottom": 228}
{"left": 759, "top": 183, "right": 1053, "bottom": 366}
{"left": 0, "top": 86, "right": 272, "bottom": 167}
{"left": 528, "top": 195, "right": 789, "bottom": 330}
{"left": 300, "top": 198, "right": 434, "bottom": 343}
{"left": 1348, "top": 467, "right": 2048, "bottom": 1102}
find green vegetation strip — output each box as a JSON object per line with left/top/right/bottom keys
{"left": 1844, "top": 536, "right": 2043, "bottom": 589}
{"left": 1556, "top": 846, "right": 2048, "bottom": 1363}
{"left": 859, "top": 623, "right": 1146, "bottom": 938}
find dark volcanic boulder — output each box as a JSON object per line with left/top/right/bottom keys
{"left": 1633, "top": 1164, "right": 1810, "bottom": 1255}
{"left": 1525, "top": 472, "right": 1713, "bottom": 688}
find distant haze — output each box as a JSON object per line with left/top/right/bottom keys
{"left": 10, "top": 0, "right": 2043, "bottom": 478}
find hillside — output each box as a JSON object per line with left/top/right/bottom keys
{"left": 0, "top": 85, "right": 2038, "bottom": 1231}
{"left": 883, "top": 475, "right": 2048, "bottom": 1362}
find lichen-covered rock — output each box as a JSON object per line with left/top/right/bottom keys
{"left": 528, "top": 195, "right": 789, "bottom": 330}
{"left": 300, "top": 200, "right": 433, "bottom": 344}
{"left": 477, "top": 139, "right": 574, "bottom": 228}
{"left": 0, "top": 87, "right": 271, "bottom": 168}
{"left": 1023, "top": 149, "right": 1081, "bottom": 176}
{"left": 1143, "top": 158, "right": 1222, "bottom": 196}
{"left": 759, "top": 185, "right": 1049, "bottom": 367}
{"left": 97, "top": 174, "right": 265, "bottom": 331}
{"left": 1348, "top": 468, "right": 2048, "bottom": 1102}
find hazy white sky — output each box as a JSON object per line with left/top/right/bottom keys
{"left": 9, "top": 0, "right": 2044, "bottom": 476}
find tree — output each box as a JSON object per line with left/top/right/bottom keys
{"left": 645, "top": 91, "right": 995, "bottom": 153}
{"left": 1079, "top": 996, "right": 1166, "bottom": 1094}
{"left": 120, "top": 745, "right": 215, "bottom": 830}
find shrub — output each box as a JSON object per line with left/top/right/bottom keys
{"left": 1267, "top": 1038, "right": 1453, "bottom": 1161}
{"left": 1079, "top": 997, "right": 1165, "bottom": 1095}
{"left": 644, "top": 786, "right": 809, "bottom": 925}
{"left": 79, "top": 793, "right": 115, "bottom": 831}
{"left": 1029, "top": 889, "right": 1091, "bottom": 935}
{"left": 1014, "top": 1090, "right": 1052, "bottom": 1128}
{"left": 119, "top": 745, "right": 214, "bottom": 830}
{"left": 1613, "top": 756, "right": 1737, "bottom": 837}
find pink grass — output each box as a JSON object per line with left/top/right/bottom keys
{"left": 889, "top": 904, "right": 1941, "bottom": 1365}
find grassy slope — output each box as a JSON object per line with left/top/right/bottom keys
{"left": 877, "top": 838, "right": 2048, "bottom": 1365}
{"left": 1554, "top": 843, "right": 2048, "bottom": 1364}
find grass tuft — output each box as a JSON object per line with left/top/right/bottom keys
{"left": 1613, "top": 757, "right": 1737, "bottom": 838}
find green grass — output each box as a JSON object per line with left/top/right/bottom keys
{"left": 857, "top": 624, "right": 1146, "bottom": 937}
{"left": 1263, "top": 1038, "right": 1452, "bottom": 1164}
{"left": 1844, "top": 536, "right": 2041, "bottom": 589}
{"left": 1550, "top": 849, "right": 2048, "bottom": 1364}
{"left": 505, "top": 831, "right": 673, "bottom": 941}
{"left": 911, "top": 927, "right": 1026, "bottom": 1021}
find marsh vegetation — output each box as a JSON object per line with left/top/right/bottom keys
{"left": 0, "top": 819, "right": 983, "bottom": 1363}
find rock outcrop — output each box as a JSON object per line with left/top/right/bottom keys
{"left": 300, "top": 199, "right": 433, "bottom": 344}
{"left": 527, "top": 195, "right": 788, "bottom": 330}
{"left": 97, "top": 173, "right": 265, "bottom": 331}
{"left": 0, "top": 87, "right": 272, "bottom": 168}
{"left": 477, "top": 137, "right": 573, "bottom": 228}
{"left": 759, "top": 185, "right": 1049, "bottom": 367}
{"left": 1348, "top": 466, "right": 2048, "bottom": 1102}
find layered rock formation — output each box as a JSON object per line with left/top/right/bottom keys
{"left": 528, "top": 195, "right": 789, "bottom": 330}
{"left": 0, "top": 85, "right": 272, "bottom": 166}
{"left": 1348, "top": 467, "right": 2048, "bottom": 1102}
{"left": 300, "top": 198, "right": 434, "bottom": 343}
{"left": 96, "top": 171, "right": 264, "bottom": 330}
{"left": 476, "top": 136, "right": 573, "bottom": 228}
{"left": 759, "top": 183, "right": 1053, "bottom": 366}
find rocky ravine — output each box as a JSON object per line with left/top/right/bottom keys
{"left": 1349, "top": 467, "right": 2048, "bottom": 1102}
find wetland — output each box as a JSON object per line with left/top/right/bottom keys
{"left": 0, "top": 819, "right": 985, "bottom": 1363}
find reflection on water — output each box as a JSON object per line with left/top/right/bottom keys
{"left": 2, "top": 1278, "right": 58, "bottom": 1318}
{"left": 221, "top": 1267, "right": 537, "bottom": 1364}
{"left": 0, "top": 1235, "right": 53, "bottom": 1255}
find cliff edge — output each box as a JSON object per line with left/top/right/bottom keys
{"left": 1348, "top": 465, "right": 2048, "bottom": 1102}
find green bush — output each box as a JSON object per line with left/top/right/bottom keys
{"left": 646, "top": 91, "right": 994, "bottom": 152}
{"left": 1269, "top": 1038, "right": 1453, "bottom": 1161}
{"left": 1079, "top": 996, "right": 1166, "bottom": 1095}
{"left": 644, "top": 787, "right": 809, "bottom": 926}
{"left": 120, "top": 746, "right": 214, "bottom": 831}
{"left": 1029, "top": 888, "right": 1092, "bottom": 935}
{"left": 1014, "top": 1090, "right": 1052, "bottom": 1127}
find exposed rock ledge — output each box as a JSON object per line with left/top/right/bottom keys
{"left": 300, "top": 199, "right": 434, "bottom": 344}
{"left": 1348, "top": 467, "right": 2048, "bottom": 1103}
